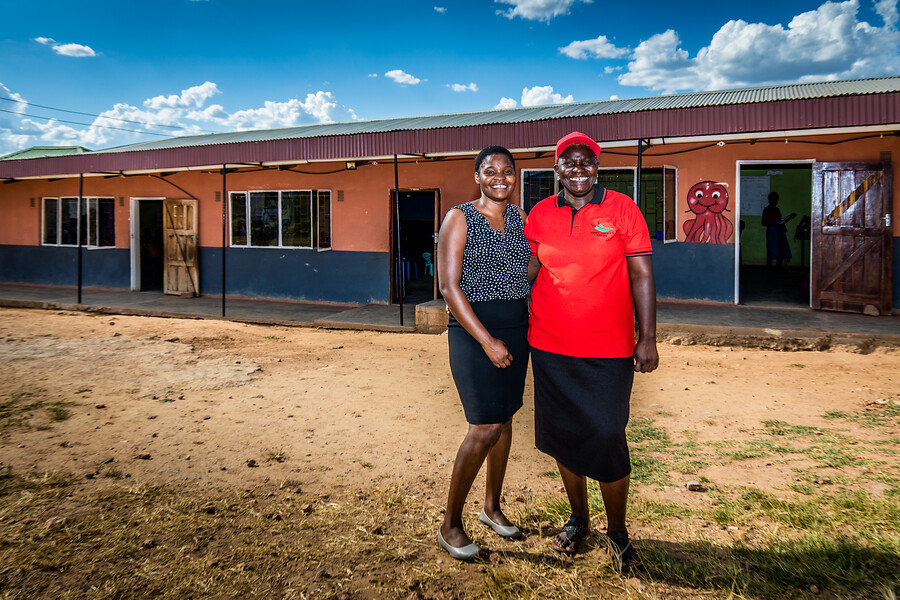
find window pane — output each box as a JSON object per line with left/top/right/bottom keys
{"left": 249, "top": 191, "right": 279, "bottom": 246}
{"left": 97, "top": 198, "right": 115, "bottom": 247}
{"left": 641, "top": 172, "right": 664, "bottom": 239}
{"left": 596, "top": 170, "right": 634, "bottom": 196}
{"left": 60, "top": 197, "right": 79, "bottom": 245}
{"left": 281, "top": 191, "right": 312, "bottom": 247}
{"left": 230, "top": 192, "right": 247, "bottom": 246}
{"left": 88, "top": 198, "right": 98, "bottom": 246}
{"left": 522, "top": 170, "right": 555, "bottom": 213}
{"left": 317, "top": 190, "right": 331, "bottom": 249}
{"left": 43, "top": 198, "right": 58, "bottom": 245}
{"left": 664, "top": 168, "right": 676, "bottom": 242}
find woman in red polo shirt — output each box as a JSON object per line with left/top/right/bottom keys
{"left": 524, "top": 131, "right": 659, "bottom": 570}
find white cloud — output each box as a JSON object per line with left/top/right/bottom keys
{"left": 53, "top": 43, "right": 97, "bottom": 57}
{"left": 190, "top": 91, "right": 358, "bottom": 130}
{"left": 448, "top": 82, "right": 478, "bottom": 92}
{"left": 0, "top": 82, "right": 28, "bottom": 115}
{"left": 619, "top": 0, "right": 900, "bottom": 93}
{"left": 385, "top": 69, "right": 422, "bottom": 85}
{"left": 368, "top": 73, "right": 378, "bottom": 78}
{"left": 434, "top": 6, "right": 447, "bottom": 12}
{"left": 875, "top": 0, "right": 899, "bottom": 27}
{"left": 495, "top": 0, "right": 591, "bottom": 21}
{"left": 0, "top": 83, "right": 359, "bottom": 156}
{"left": 34, "top": 37, "right": 97, "bottom": 57}
{"left": 559, "top": 35, "right": 628, "bottom": 59}
{"left": 521, "top": 85, "right": 574, "bottom": 105}
{"left": 144, "top": 82, "right": 221, "bottom": 109}
{"left": 494, "top": 85, "right": 574, "bottom": 109}
{"left": 609, "top": 95, "right": 619, "bottom": 100}
{"left": 604, "top": 66, "right": 622, "bottom": 74}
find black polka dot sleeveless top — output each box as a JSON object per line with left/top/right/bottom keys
{"left": 455, "top": 201, "right": 531, "bottom": 302}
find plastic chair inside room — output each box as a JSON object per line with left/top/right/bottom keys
{"left": 422, "top": 252, "right": 433, "bottom": 276}
{"left": 400, "top": 252, "right": 417, "bottom": 281}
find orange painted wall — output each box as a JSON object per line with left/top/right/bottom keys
{"left": 2, "top": 132, "right": 897, "bottom": 252}
{"left": 1, "top": 186, "right": 40, "bottom": 246}
{"left": 593, "top": 132, "right": 899, "bottom": 243}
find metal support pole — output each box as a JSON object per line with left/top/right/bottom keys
{"left": 394, "top": 154, "right": 403, "bottom": 326}
{"left": 221, "top": 165, "right": 227, "bottom": 317}
{"left": 636, "top": 139, "right": 644, "bottom": 213}
{"left": 77, "top": 173, "right": 83, "bottom": 304}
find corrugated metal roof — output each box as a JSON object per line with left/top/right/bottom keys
{"left": 0, "top": 146, "right": 91, "bottom": 160}
{"left": 2, "top": 76, "right": 898, "bottom": 179}
{"left": 95, "top": 76, "right": 900, "bottom": 155}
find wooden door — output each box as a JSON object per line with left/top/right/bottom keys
{"left": 163, "top": 198, "right": 199, "bottom": 297}
{"left": 432, "top": 189, "right": 440, "bottom": 300}
{"left": 811, "top": 162, "right": 893, "bottom": 315}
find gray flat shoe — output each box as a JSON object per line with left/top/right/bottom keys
{"left": 479, "top": 509, "right": 522, "bottom": 539}
{"left": 437, "top": 529, "right": 480, "bottom": 561}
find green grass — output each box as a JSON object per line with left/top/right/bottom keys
{"left": 48, "top": 406, "right": 70, "bottom": 421}
{"left": 641, "top": 532, "right": 899, "bottom": 599}
{"left": 1, "top": 392, "right": 71, "bottom": 428}
{"left": 2, "top": 405, "right": 897, "bottom": 599}
{"left": 629, "top": 453, "right": 672, "bottom": 486}
{"left": 823, "top": 402, "right": 900, "bottom": 428}
{"left": 762, "top": 419, "right": 823, "bottom": 438}
{"left": 720, "top": 449, "right": 769, "bottom": 460}
{"left": 626, "top": 416, "right": 671, "bottom": 444}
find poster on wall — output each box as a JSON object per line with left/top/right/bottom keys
{"left": 740, "top": 176, "right": 770, "bottom": 215}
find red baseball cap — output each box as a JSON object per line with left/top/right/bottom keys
{"left": 555, "top": 131, "right": 602, "bottom": 161}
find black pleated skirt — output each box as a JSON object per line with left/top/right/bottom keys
{"left": 532, "top": 347, "right": 634, "bottom": 482}
{"left": 448, "top": 299, "right": 529, "bottom": 425}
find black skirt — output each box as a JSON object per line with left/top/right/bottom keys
{"left": 448, "top": 299, "right": 529, "bottom": 425}
{"left": 532, "top": 347, "right": 634, "bottom": 482}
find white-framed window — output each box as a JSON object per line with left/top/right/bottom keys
{"left": 229, "top": 189, "right": 331, "bottom": 250}
{"left": 596, "top": 167, "right": 678, "bottom": 242}
{"left": 41, "top": 196, "right": 115, "bottom": 247}
{"left": 521, "top": 169, "right": 558, "bottom": 213}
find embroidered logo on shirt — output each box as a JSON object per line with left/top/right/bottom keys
{"left": 591, "top": 220, "right": 615, "bottom": 237}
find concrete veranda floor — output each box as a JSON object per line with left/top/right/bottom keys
{"left": 0, "top": 282, "right": 898, "bottom": 347}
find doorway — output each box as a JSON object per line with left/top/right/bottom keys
{"left": 130, "top": 198, "right": 165, "bottom": 291}
{"left": 392, "top": 189, "right": 438, "bottom": 304}
{"left": 737, "top": 163, "right": 813, "bottom": 307}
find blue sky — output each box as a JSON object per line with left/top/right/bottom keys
{"left": 1, "top": 0, "right": 898, "bottom": 156}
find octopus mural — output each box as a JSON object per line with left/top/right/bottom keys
{"left": 683, "top": 180, "right": 734, "bottom": 244}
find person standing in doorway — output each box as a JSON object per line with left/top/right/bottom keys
{"left": 436, "top": 146, "right": 531, "bottom": 560}
{"left": 761, "top": 192, "right": 794, "bottom": 269}
{"left": 524, "top": 131, "right": 658, "bottom": 571}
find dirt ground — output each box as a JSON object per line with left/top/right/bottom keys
{"left": 1, "top": 307, "right": 898, "bottom": 598}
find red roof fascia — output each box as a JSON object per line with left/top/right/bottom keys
{"left": 1, "top": 93, "right": 898, "bottom": 179}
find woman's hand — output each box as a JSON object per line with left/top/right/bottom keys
{"left": 482, "top": 337, "right": 513, "bottom": 368}
{"left": 633, "top": 338, "right": 659, "bottom": 373}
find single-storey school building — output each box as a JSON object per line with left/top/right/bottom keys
{"left": 1, "top": 76, "right": 897, "bottom": 315}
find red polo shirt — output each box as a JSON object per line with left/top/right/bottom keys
{"left": 525, "top": 187, "right": 652, "bottom": 358}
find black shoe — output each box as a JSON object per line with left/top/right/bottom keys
{"left": 607, "top": 531, "right": 641, "bottom": 572}
{"left": 553, "top": 515, "right": 589, "bottom": 554}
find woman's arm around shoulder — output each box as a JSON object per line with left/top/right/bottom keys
{"left": 518, "top": 206, "right": 542, "bottom": 282}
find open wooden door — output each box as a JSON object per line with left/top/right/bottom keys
{"left": 163, "top": 198, "right": 199, "bottom": 297}
{"left": 811, "top": 162, "right": 893, "bottom": 315}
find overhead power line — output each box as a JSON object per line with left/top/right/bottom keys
{"left": 0, "top": 95, "right": 224, "bottom": 135}
{"left": 0, "top": 107, "right": 185, "bottom": 137}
